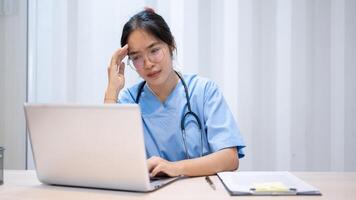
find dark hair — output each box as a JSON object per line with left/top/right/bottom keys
{"left": 121, "top": 9, "right": 176, "bottom": 56}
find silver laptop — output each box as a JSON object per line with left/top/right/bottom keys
{"left": 24, "top": 103, "right": 179, "bottom": 192}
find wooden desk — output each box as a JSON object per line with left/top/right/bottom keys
{"left": 1, "top": 170, "right": 356, "bottom": 200}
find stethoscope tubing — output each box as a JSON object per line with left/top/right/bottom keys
{"left": 135, "top": 70, "right": 204, "bottom": 159}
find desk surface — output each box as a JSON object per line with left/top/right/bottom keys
{"left": 1, "top": 170, "right": 356, "bottom": 200}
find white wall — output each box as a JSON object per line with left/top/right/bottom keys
{"left": 0, "top": 0, "right": 27, "bottom": 169}
{"left": 26, "top": 0, "right": 356, "bottom": 171}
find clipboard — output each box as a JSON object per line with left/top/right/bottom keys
{"left": 217, "top": 171, "right": 321, "bottom": 196}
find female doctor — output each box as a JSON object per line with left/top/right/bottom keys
{"left": 104, "top": 9, "right": 245, "bottom": 177}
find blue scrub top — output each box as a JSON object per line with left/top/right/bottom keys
{"left": 118, "top": 74, "right": 245, "bottom": 161}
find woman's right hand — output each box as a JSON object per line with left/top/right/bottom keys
{"left": 105, "top": 44, "right": 128, "bottom": 103}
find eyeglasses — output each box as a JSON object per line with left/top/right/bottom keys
{"left": 127, "top": 45, "right": 165, "bottom": 70}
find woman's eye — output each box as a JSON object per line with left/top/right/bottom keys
{"left": 151, "top": 48, "right": 160, "bottom": 54}
{"left": 131, "top": 56, "right": 140, "bottom": 61}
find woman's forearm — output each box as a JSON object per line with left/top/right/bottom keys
{"left": 176, "top": 147, "right": 239, "bottom": 177}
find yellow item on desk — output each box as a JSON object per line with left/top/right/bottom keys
{"left": 253, "top": 182, "right": 289, "bottom": 192}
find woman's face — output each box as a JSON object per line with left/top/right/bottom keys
{"left": 127, "top": 29, "right": 173, "bottom": 87}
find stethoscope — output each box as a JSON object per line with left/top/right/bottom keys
{"left": 135, "top": 70, "right": 204, "bottom": 159}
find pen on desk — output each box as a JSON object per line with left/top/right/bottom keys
{"left": 205, "top": 176, "right": 216, "bottom": 190}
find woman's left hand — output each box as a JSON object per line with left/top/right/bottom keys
{"left": 147, "top": 156, "right": 182, "bottom": 177}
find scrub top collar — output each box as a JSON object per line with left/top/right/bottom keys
{"left": 143, "top": 79, "right": 183, "bottom": 108}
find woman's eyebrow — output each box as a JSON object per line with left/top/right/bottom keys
{"left": 147, "top": 42, "right": 161, "bottom": 49}
{"left": 128, "top": 42, "right": 161, "bottom": 56}
{"left": 128, "top": 50, "right": 138, "bottom": 56}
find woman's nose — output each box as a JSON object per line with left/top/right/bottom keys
{"left": 143, "top": 55, "right": 154, "bottom": 69}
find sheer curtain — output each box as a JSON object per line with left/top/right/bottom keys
{"left": 27, "top": 0, "right": 356, "bottom": 171}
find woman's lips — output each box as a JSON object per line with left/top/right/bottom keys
{"left": 147, "top": 70, "right": 161, "bottom": 78}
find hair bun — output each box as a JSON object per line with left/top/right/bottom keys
{"left": 144, "top": 6, "right": 155, "bottom": 13}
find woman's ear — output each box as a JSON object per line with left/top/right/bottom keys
{"left": 169, "top": 46, "right": 176, "bottom": 58}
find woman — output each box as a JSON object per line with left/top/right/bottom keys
{"left": 104, "top": 8, "right": 245, "bottom": 177}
